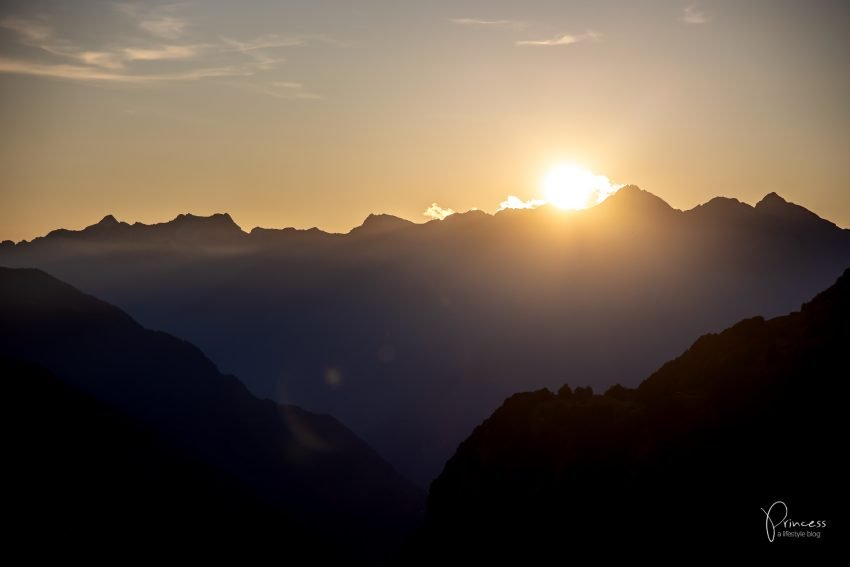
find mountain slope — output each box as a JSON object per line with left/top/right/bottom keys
{"left": 0, "top": 267, "right": 424, "bottom": 561}
{"left": 1, "top": 189, "right": 848, "bottom": 484}
{"left": 2, "top": 356, "right": 333, "bottom": 561}
{"left": 415, "top": 268, "right": 848, "bottom": 557}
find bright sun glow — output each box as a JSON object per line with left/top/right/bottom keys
{"left": 542, "top": 164, "right": 620, "bottom": 210}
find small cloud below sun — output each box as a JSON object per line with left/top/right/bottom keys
{"left": 541, "top": 164, "right": 621, "bottom": 210}
{"left": 424, "top": 164, "right": 621, "bottom": 220}
{"left": 424, "top": 203, "right": 456, "bottom": 221}
{"left": 499, "top": 195, "right": 546, "bottom": 211}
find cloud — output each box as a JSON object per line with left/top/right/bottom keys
{"left": 424, "top": 203, "right": 456, "bottom": 221}
{"left": 0, "top": 16, "right": 52, "bottom": 42}
{"left": 0, "top": 14, "right": 213, "bottom": 80}
{"left": 498, "top": 196, "right": 546, "bottom": 211}
{"left": 264, "top": 81, "right": 323, "bottom": 100}
{"left": 114, "top": 3, "right": 189, "bottom": 39}
{"left": 450, "top": 18, "right": 524, "bottom": 29}
{"left": 221, "top": 35, "right": 304, "bottom": 70}
{"left": 0, "top": 6, "right": 336, "bottom": 100}
{"left": 516, "top": 30, "right": 600, "bottom": 47}
{"left": 123, "top": 44, "right": 203, "bottom": 61}
{"left": 0, "top": 57, "right": 247, "bottom": 83}
{"left": 140, "top": 15, "right": 188, "bottom": 39}
{"left": 682, "top": 6, "right": 710, "bottom": 25}
{"left": 77, "top": 51, "right": 125, "bottom": 69}
{"left": 1, "top": 16, "right": 80, "bottom": 60}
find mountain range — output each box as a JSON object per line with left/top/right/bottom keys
{"left": 0, "top": 267, "right": 423, "bottom": 562}
{"left": 2, "top": 187, "right": 848, "bottom": 484}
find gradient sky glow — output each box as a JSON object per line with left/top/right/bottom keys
{"left": 1, "top": 0, "right": 849, "bottom": 241}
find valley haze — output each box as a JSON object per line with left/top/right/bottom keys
{"left": 3, "top": 187, "right": 848, "bottom": 484}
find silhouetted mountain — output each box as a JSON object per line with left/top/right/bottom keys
{"left": 32, "top": 211, "right": 245, "bottom": 246}
{"left": 597, "top": 183, "right": 675, "bottom": 215}
{"left": 1, "top": 189, "right": 848, "bottom": 484}
{"left": 350, "top": 213, "right": 416, "bottom": 236}
{"left": 0, "top": 268, "right": 423, "bottom": 562}
{"left": 413, "top": 269, "right": 848, "bottom": 558}
{"left": 2, "top": 356, "right": 334, "bottom": 562}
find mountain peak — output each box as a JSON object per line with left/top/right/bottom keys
{"left": 350, "top": 213, "right": 414, "bottom": 235}
{"left": 597, "top": 185, "right": 674, "bottom": 214}
{"left": 757, "top": 192, "right": 788, "bottom": 207}
{"left": 171, "top": 212, "right": 237, "bottom": 226}
{"left": 97, "top": 214, "right": 119, "bottom": 226}
{"left": 163, "top": 213, "right": 244, "bottom": 236}
{"left": 753, "top": 192, "right": 836, "bottom": 230}
{"left": 686, "top": 196, "right": 754, "bottom": 220}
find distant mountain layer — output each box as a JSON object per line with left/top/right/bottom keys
{"left": 0, "top": 267, "right": 423, "bottom": 561}
{"left": 2, "top": 187, "right": 848, "bottom": 484}
{"left": 413, "top": 268, "right": 848, "bottom": 557}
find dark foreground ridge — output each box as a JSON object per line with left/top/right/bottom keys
{"left": 411, "top": 268, "right": 849, "bottom": 557}
{"left": 0, "top": 267, "right": 424, "bottom": 563}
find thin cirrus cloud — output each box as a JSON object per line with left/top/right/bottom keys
{"left": 681, "top": 6, "right": 710, "bottom": 25}
{"left": 0, "top": 5, "right": 329, "bottom": 99}
{"left": 221, "top": 35, "right": 305, "bottom": 70}
{"left": 450, "top": 18, "right": 525, "bottom": 29}
{"left": 140, "top": 16, "right": 188, "bottom": 40}
{"left": 516, "top": 30, "right": 601, "bottom": 47}
{"left": 260, "top": 81, "right": 323, "bottom": 100}
{"left": 123, "top": 44, "right": 204, "bottom": 62}
{"left": 0, "top": 16, "right": 52, "bottom": 42}
{"left": 0, "top": 15, "right": 218, "bottom": 78}
{"left": 0, "top": 58, "right": 247, "bottom": 83}
{"left": 114, "top": 2, "right": 188, "bottom": 39}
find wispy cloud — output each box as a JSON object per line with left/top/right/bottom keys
{"left": 1, "top": 16, "right": 85, "bottom": 62}
{"left": 516, "top": 30, "right": 601, "bottom": 47}
{"left": 0, "top": 58, "right": 247, "bottom": 83}
{"left": 221, "top": 35, "right": 304, "bottom": 70}
{"left": 140, "top": 15, "right": 188, "bottom": 39}
{"left": 0, "top": 16, "right": 52, "bottom": 42}
{"left": 681, "top": 5, "right": 710, "bottom": 25}
{"left": 0, "top": 6, "right": 331, "bottom": 99}
{"left": 450, "top": 18, "right": 525, "bottom": 29}
{"left": 264, "top": 81, "right": 323, "bottom": 100}
{"left": 115, "top": 3, "right": 189, "bottom": 39}
{"left": 423, "top": 203, "right": 456, "bottom": 221}
{"left": 76, "top": 51, "right": 124, "bottom": 69}
{"left": 123, "top": 44, "right": 204, "bottom": 62}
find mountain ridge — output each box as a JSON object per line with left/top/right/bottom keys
{"left": 3, "top": 188, "right": 845, "bottom": 247}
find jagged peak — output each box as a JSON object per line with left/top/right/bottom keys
{"left": 97, "top": 214, "right": 119, "bottom": 226}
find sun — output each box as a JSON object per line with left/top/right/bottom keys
{"left": 541, "top": 164, "right": 618, "bottom": 210}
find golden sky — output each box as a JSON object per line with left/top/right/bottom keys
{"left": 1, "top": 0, "right": 849, "bottom": 241}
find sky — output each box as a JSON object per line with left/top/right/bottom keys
{"left": 1, "top": 0, "right": 849, "bottom": 241}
